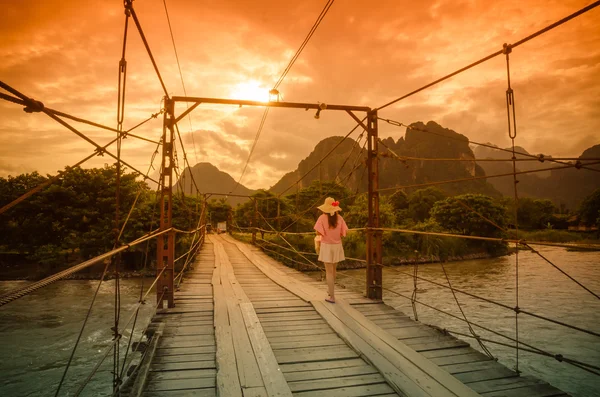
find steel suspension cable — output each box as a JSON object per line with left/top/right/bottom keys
{"left": 440, "top": 260, "right": 494, "bottom": 358}
{"left": 272, "top": 0, "right": 335, "bottom": 90}
{"left": 162, "top": 0, "right": 199, "bottom": 164}
{"left": 126, "top": 0, "right": 169, "bottom": 97}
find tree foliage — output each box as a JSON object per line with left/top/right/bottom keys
{"left": 406, "top": 187, "right": 447, "bottom": 222}
{"left": 0, "top": 166, "right": 202, "bottom": 268}
{"left": 431, "top": 194, "right": 507, "bottom": 237}
{"left": 578, "top": 188, "right": 600, "bottom": 227}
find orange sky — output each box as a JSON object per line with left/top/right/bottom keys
{"left": 1, "top": 0, "right": 599, "bottom": 189}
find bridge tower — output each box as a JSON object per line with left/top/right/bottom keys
{"left": 157, "top": 97, "right": 175, "bottom": 308}
{"left": 366, "top": 110, "right": 382, "bottom": 300}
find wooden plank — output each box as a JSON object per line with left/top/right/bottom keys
{"left": 420, "top": 347, "right": 474, "bottom": 359}
{"left": 213, "top": 250, "right": 242, "bottom": 397}
{"left": 288, "top": 373, "right": 386, "bottom": 392}
{"left": 243, "top": 386, "right": 269, "bottom": 397}
{"left": 442, "top": 360, "right": 508, "bottom": 375}
{"left": 292, "top": 383, "right": 398, "bottom": 397}
{"left": 263, "top": 326, "right": 333, "bottom": 339}
{"left": 260, "top": 321, "right": 328, "bottom": 332}
{"left": 143, "top": 389, "right": 216, "bottom": 397}
{"left": 270, "top": 337, "right": 346, "bottom": 350}
{"left": 130, "top": 323, "right": 164, "bottom": 397}
{"left": 150, "top": 361, "right": 215, "bottom": 371}
{"left": 224, "top": 283, "right": 263, "bottom": 388}
{"left": 481, "top": 384, "right": 567, "bottom": 397}
{"left": 468, "top": 376, "right": 545, "bottom": 394}
{"left": 279, "top": 358, "right": 366, "bottom": 373}
{"left": 312, "top": 301, "right": 438, "bottom": 397}
{"left": 431, "top": 352, "right": 491, "bottom": 366}
{"left": 316, "top": 300, "right": 482, "bottom": 397}
{"left": 153, "top": 353, "right": 214, "bottom": 364}
{"left": 240, "top": 302, "right": 293, "bottom": 397}
{"left": 145, "top": 377, "right": 215, "bottom": 391}
{"left": 267, "top": 334, "right": 342, "bottom": 345}
{"left": 158, "top": 338, "right": 214, "bottom": 349}
{"left": 454, "top": 367, "right": 518, "bottom": 384}
{"left": 155, "top": 346, "right": 215, "bottom": 356}
{"left": 148, "top": 369, "right": 216, "bottom": 381}
{"left": 284, "top": 365, "right": 379, "bottom": 382}
{"left": 274, "top": 345, "right": 359, "bottom": 364}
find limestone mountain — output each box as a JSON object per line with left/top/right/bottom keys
{"left": 175, "top": 162, "right": 255, "bottom": 206}
{"left": 270, "top": 121, "right": 500, "bottom": 197}
{"left": 474, "top": 144, "right": 600, "bottom": 209}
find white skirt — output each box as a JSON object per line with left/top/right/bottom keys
{"left": 318, "top": 243, "right": 345, "bottom": 263}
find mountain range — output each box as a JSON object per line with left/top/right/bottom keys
{"left": 175, "top": 121, "right": 600, "bottom": 209}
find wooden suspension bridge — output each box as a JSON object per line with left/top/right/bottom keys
{"left": 1, "top": 1, "right": 599, "bottom": 396}
{"left": 118, "top": 234, "right": 570, "bottom": 397}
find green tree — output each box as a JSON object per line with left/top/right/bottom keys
{"left": 578, "top": 188, "right": 600, "bottom": 227}
{"left": 207, "top": 198, "right": 232, "bottom": 227}
{"left": 234, "top": 190, "right": 294, "bottom": 234}
{"left": 515, "top": 197, "right": 558, "bottom": 229}
{"left": 345, "top": 194, "right": 395, "bottom": 229}
{"left": 431, "top": 194, "right": 507, "bottom": 237}
{"left": 407, "top": 187, "right": 447, "bottom": 222}
{"left": 286, "top": 181, "right": 352, "bottom": 217}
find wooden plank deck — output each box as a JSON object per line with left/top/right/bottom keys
{"left": 220, "top": 235, "right": 570, "bottom": 397}
{"left": 143, "top": 242, "right": 217, "bottom": 397}
{"left": 131, "top": 234, "right": 570, "bottom": 397}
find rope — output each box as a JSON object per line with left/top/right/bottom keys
{"left": 375, "top": 1, "right": 600, "bottom": 111}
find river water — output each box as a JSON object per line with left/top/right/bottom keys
{"left": 334, "top": 247, "right": 600, "bottom": 397}
{"left": 0, "top": 248, "right": 598, "bottom": 396}
{"left": 0, "top": 279, "right": 155, "bottom": 397}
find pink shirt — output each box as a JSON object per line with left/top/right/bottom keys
{"left": 314, "top": 214, "right": 348, "bottom": 244}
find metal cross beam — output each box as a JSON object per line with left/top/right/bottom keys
{"left": 172, "top": 96, "right": 371, "bottom": 113}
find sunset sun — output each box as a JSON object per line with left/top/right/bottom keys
{"left": 230, "top": 80, "right": 270, "bottom": 102}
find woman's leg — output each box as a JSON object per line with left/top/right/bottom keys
{"left": 325, "top": 262, "right": 335, "bottom": 301}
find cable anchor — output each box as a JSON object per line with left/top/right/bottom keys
{"left": 23, "top": 98, "right": 44, "bottom": 113}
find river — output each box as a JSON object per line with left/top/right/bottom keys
{"left": 0, "top": 248, "right": 598, "bottom": 396}
{"left": 0, "top": 279, "right": 155, "bottom": 397}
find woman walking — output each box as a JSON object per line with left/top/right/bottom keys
{"left": 314, "top": 197, "right": 348, "bottom": 303}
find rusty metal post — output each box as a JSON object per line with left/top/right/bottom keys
{"left": 157, "top": 97, "right": 175, "bottom": 308}
{"left": 277, "top": 200, "right": 281, "bottom": 230}
{"left": 200, "top": 193, "right": 207, "bottom": 244}
{"left": 366, "top": 110, "right": 382, "bottom": 300}
{"left": 252, "top": 198, "right": 258, "bottom": 245}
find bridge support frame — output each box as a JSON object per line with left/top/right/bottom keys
{"left": 169, "top": 96, "right": 383, "bottom": 300}
{"left": 157, "top": 97, "right": 175, "bottom": 308}
{"left": 366, "top": 110, "right": 383, "bottom": 300}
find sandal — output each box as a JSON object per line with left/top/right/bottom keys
{"left": 325, "top": 298, "right": 336, "bottom": 303}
